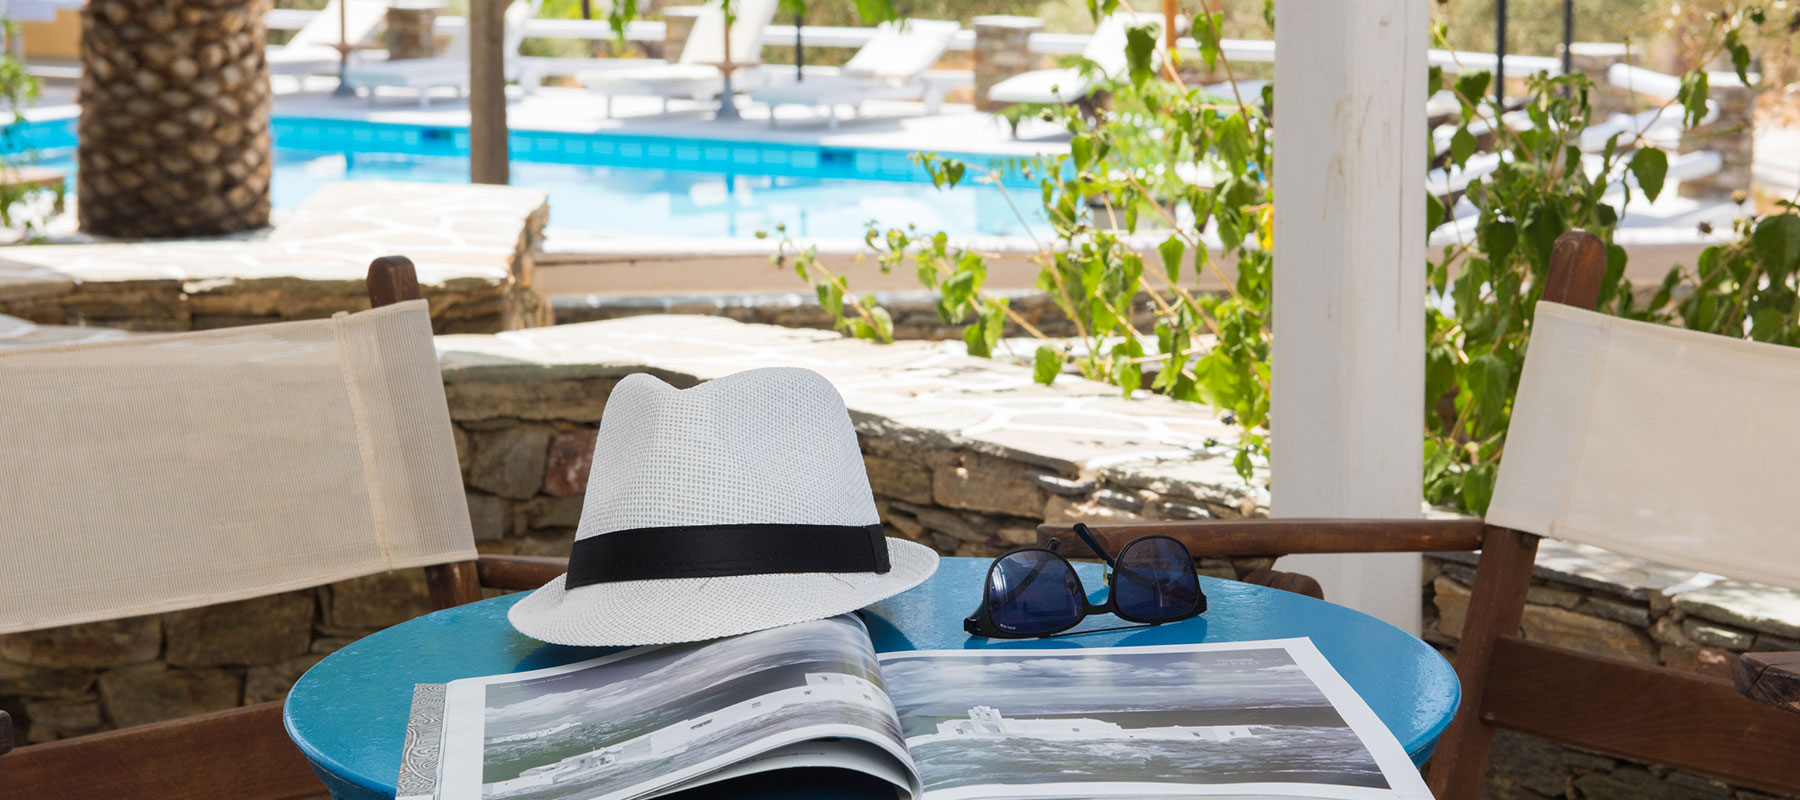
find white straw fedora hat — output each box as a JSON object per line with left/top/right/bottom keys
{"left": 508, "top": 366, "right": 939, "bottom": 646}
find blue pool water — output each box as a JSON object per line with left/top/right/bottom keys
{"left": 15, "top": 115, "right": 1052, "bottom": 239}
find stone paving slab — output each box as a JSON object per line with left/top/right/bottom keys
{"left": 0, "top": 181, "right": 549, "bottom": 333}
{"left": 438, "top": 313, "right": 1259, "bottom": 501}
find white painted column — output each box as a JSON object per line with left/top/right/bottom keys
{"left": 1270, "top": 0, "right": 1427, "bottom": 633}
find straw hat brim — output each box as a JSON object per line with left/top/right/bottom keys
{"left": 507, "top": 538, "right": 940, "bottom": 646}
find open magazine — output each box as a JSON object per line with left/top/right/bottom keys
{"left": 397, "top": 615, "right": 1433, "bottom": 800}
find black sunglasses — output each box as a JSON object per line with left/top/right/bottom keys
{"left": 964, "top": 523, "right": 1207, "bottom": 638}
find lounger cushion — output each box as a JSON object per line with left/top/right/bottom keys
{"left": 986, "top": 68, "right": 1095, "bottom": 105}
{"left": 750, "top": 74, "right": 921, "bottom": 106}
{"left": 580, "top": 64, "right": 727, "bottom": 97}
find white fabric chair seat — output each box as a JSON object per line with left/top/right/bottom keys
{"left": 986, "top": 67, "right": 1094, "bottom": 105}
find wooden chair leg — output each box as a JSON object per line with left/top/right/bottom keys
{"left": 1425, "top": 526, "right": 1540, "bottom": 799}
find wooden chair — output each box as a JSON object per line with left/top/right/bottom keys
{"left": 0, "top": 257, "right": 557, "bottom": 799}
{"left": 1040, "top": 231, "right": 1800, "bottom": 798}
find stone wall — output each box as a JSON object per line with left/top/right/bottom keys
{"left": 0, "top": 573, "right": 436, "bottom": 743}
{"left": 0, "top": 181, "right": 551, "bottom": 334}
{"left": 1424, "top": 541, "right": 1800, "bottom": 800}
{"left": 550, "top": 288, "right": 1160, "bottom": 341}
{"left": 439, "top": 314, "right": 1262, "bottom": 564}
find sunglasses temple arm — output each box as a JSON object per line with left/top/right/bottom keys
{"left": 1071, "top": 523, "right": 1116, "bottom": 566}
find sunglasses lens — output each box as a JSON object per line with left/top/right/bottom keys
{"left": 1114, "top": 537, "right": 1201, "bottom": 621}
{"left": 987, "top": 550, "right": 1084, "bottom": 635}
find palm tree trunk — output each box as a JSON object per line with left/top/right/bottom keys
{"left": 78, "top": 0, "right": 274, "bottom": 237}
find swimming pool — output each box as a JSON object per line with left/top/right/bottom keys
{"left": 14, "top": 115, "right": 1053, "bottom": 239}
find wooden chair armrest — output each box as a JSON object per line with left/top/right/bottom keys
{"left": 1036, "top": 517, "right": 1488, "bottom": 559}
{"left": 2, "top": 708, "right": 12, "bottom": 756}
{"left": 477, "top": 554, "right": 568, "bottom": 591}
{"left": 1736, "top": 652, "right": 1800, "bottom": 714}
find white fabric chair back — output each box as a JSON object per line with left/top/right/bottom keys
{"left": 677, "top": 0, "right": 778, "bottom": 66}
{"left": 286, "top": 0, "right": 387, "bottom": 52}
{"left": 842, "top": 19, "right": 961, "bottom": 81}
{"left": 1488, "top": 302, "right": 1800, "bottom": 591}
{"left": 0, "top": 301, "right": 477, "bottom": 634}
{"left": 1083, "top": 11, "right": 1178, "bottom": 77}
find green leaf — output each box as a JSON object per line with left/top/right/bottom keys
{"left": 1449, "top": 126, "right": 1477, "bottom": 169}
{"left": 1423, "top": 438, "right": 1455, "bottom": 487}
{"left": 1124, "top": 24, "right": 1159, "bottom": 87}
{"left": 961, "top": 320, "right": 990, "bottom": 357}
{"left": 1676, "top": 70, "right": 1709, "bottom": 128}
{"left": 1425, "top": 345, "right": 1457, "bottom": 420}
{"left": 1479, "top": 219, "right": 1518, "bottom": 268}
{"left": 868, "top": 305, "right": 894, "bottom": 342}
{"left": 1523, "top": 206, "right": 1565, "bottom": 269}
{"left": 1426, "top": 192, "right": 1446, "bottom": 236}
{"left": 1454, "top": 70, "right": 1491, "bottom": 110}
{"left": 1215, "top": 114, "right": 1252, "bottom": 173}
{"left": 1157, "top": 235, "right": 1186, "bottom": 282}
{"left": 1194, "top": 13, "right": 1221, "bottom": 72}
{"left": 1461, "top": 463, "right": 1498, "bottom": 515}
{"left": 1725, "top": 30, "right": 1752, "bottom": 86}
{"left": 1070, "top": 135, "right": 1093, "bottom": 172}
{"left": 1428, "top": 65, "right": 1444, "bottom": 96}
{"left": 1032, "top": 345, "right": 1062, "bottom": 385}
{"left": 605, "top": 0, "right": 640, "bottom": 42}
{"left": 1753, "top": 213, "right": 1800, "bottom": 276}
{"left": 1628, "top": 147, "right": 1668, "bottom": 202}
{"left": 942, "top": 160, "right": 965, "bottom": 188}
{"left": 1466, "top": 353, "right": 1510, "bottom": 436}
{"left": 962, "top": 301, "right": 1005, "bottom": 357}
{"left": 1110, "top": 339, "right": 1143, "bottom": 397}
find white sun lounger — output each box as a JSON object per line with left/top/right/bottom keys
{"left": 343, "top": 0, "right": 542, "bottom": 107}
{"left": 749, "top": 19, "right": 961, "bottom": 129}
{"left": 268, "top": 0, "right": 388, "bottom": 77}
{"left": 578, "top": 0, "right": 780, "bottom": 118}
{"left": 986, "top": 11, "right": 1180, "bottom": 106}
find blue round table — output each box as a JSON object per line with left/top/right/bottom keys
{"left": 285, "top": 557, "right": 1459, "bottom": 799}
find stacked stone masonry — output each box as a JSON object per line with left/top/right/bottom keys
{"left": 551, "top": 288, "right": 1161, "bottom": 341}
{"left": 0, "top": 180, "right": 551, "bottom": 334}
{"left": 6, "top": 314, "right": 1800, "bottom": 800}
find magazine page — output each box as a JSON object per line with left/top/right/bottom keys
{"left": 878, "top": 638, "right": 1433, "bottom": 800}
{"left": 431, "top": 614, "right": 921, "bottom": 800}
